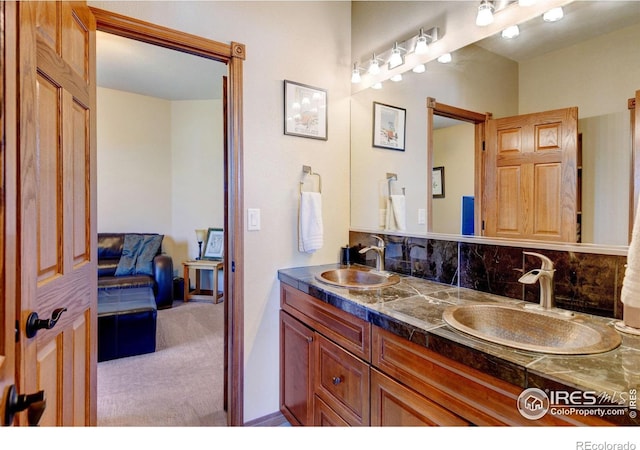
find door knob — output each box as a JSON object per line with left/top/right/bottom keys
{"left": 25, "top": 307, "right": 67, "bottom": 338}
{"left": 3, "top": 384, "right": 46, "bottom": 426}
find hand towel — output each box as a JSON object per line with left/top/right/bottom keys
{"left": 621, "top": 200, "right": 640, "bottom": 327}
{"left": 385, "top": 195, "right": 406, "bottom": 231}
{"left": 298, "top": 191, "right": 323, "bottom": 253}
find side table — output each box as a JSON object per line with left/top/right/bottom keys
{"left": 182, "top": 259, "right": 224, "bottom": 303}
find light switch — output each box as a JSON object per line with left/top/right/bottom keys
{"left": 248, "top": 208, "right": 261, "bottom": 231}
{"left": 418, "top": 208, "right": 426, "bottom": 225}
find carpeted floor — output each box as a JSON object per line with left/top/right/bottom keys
{"left": 97, "top": 300, "right": 226, "bottom": 426}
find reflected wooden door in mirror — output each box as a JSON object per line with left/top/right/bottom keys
{"left": 484, "top": 107, "right": 579, "bottom": 242}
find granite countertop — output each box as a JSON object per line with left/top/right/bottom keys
{"left": 278, "top": 263, "right": 640, "bottom": 425}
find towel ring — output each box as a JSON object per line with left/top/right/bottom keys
{"left": 300, "top": 165, "right": 322, "bottom": 193}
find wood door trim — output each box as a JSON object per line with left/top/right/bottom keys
{"left": 90, "top": 7, "right": 245, "bottom": 426}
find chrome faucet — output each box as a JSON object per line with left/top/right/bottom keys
{"left": 359, "top": 235, "right": 386, "bottom": 271}
{"left": 518, "top": 251, "right": 556, "bottom": 310}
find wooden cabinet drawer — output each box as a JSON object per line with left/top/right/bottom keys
{"left": 314, "top": 395, "right": 350, "bottom": 426}
{"left": 281, "top": 283, "right": 371, "bottom": 361}
{"left": 370, "top": 368, "right": 470, "bottom": 426}
{"left": 372, "top": 325, "right": 609, "bottom": 426}
{"left": 315, "top": 333, "right": 370, "bottom": 426}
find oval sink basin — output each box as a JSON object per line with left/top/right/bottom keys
{"left": 316, "top": 268, "right": 400, "bottom": 289}
{"left": 442, "top": 304, "right": 621, "bottom": 355}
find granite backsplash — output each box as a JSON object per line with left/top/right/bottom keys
{"left": 349, "top": 231, "right": 627, "bottom": 320}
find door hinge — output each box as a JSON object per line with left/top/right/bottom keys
{"left": 15, "top": 320, "right": 20, "bottom": 343}
{"left": 482, "top": 220, "right": 485, "bottom": 231}
{"left": 482, "top": 141, "right": 486, "bottom": 151}
{"left": 231, "top": 261, "right": 235, "bottom": 272}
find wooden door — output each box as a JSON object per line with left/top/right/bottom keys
{"left": 484, "top": 107, "right": 578, "bottom": 242}
{"left": 1, "top": 0, "right": 18, "bottom": 426}
{"left": 14, "top": 1, "right": 97, "bottom": 426}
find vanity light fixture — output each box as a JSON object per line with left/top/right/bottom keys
{"left": 351, "top": 63, "right": 362, "bottom": 84}
{"left": 414, "top": 28, "right": 429, "bottom": 55}
{"left": 437, "top": 53, "right": 452, "bottom": 64}
{"left": 543, "top": 6, "right": 564, "bottom": 22}
{"left": 388, "top": 42, "right": 405, "bottom": 70}
{"left": 368, "top": 53, "right": 381, "bottom": 75}
{"left": 501, "top": 24, "right": 520, "bottom": 39}
{"left": 390, "top": 73, "right": 403, "bottom": 82}
{"left": 518, "top": 0, "right": 535, "bottom": 6}
{"left": 476, "top": 0, "right": 494, "bottom": 26}
{"left": 412, "top": 63, "right": 426, "bottom": 74}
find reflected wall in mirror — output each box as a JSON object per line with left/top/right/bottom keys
{"left": 350, "top": 1, "right": 640, "bottom": 246}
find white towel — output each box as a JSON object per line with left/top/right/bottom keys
{"left": 622, "top": 200, "right": 640, "bottom": 308}
{"left": 298, "top": 191, "right": 323, "bottom": 253}
{"left": 385, "top": 195, "right": 406, "bottom": 231}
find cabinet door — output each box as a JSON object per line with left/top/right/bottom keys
{"left": 370, "top": 369, "right": 469, "bottom": 426}
{"left": 280, "top": 310, "right": 315, "bottom": 426}
{"left": 315, "top": 333, "right": 370, "bottom": 426}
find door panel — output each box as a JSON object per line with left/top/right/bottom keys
{"left": 485, "top": 107, "right": 578, "bottom": 242}
{"left": 18, "top": 1, "right": 96, "bottom": 426}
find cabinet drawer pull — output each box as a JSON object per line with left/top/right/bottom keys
{"left": 332, "top": 376, "right": 343, "bottom": 385}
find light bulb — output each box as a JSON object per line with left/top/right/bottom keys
{"left": 412, "top": 64, "right": 426, "bottom": 73}
{"left": 476, "top": 1, "right": 494, "bottom": 26}
{"left": 388, "top": 44, "right": 403, "bottom": 69}
{"left": 351, "top": 64, "right": 361, "bottom": 83}
{"left": 543, "top": 7, "right": 563, "bottom": 22}
{"left": 415, "top": 34, "right": 429, "bottom": 55}
{"left": 437, "top": 53, "right": 452, "bottom": 64}
{"left": 390, "top": 73, "right": 402, "bottom": 82}
{"left": 372, "top": 82, "right": 382, "bottom": 90}
{"left": 501, "top": 25, "right": 520, "bottom": 39}
{"left": 368, "top": 57, "right": 380, "bottom": 75}
{"left": 518, "top": 0, "right": 535, "bottom": 6}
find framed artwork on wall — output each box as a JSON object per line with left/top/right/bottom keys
{"left": 433, "top": 166, "right": 445, "bottom": 198}
{"left": 203, "top": 228, "right": 224, "bottom": 260}
{"left": 372, "top": 102, "right": 406, "bottom": 151}
{"left": 284, "top": 80, "right": 328, "bottom": 140}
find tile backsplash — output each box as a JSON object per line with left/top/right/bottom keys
{"left": 349, "top": 231, "right": 627, "bottom": 319}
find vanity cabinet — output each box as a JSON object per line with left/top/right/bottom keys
{"left": 280, "top": 283, "right": 371, "bottom": 426}
{"left": 280, "top": 283, "right": 612, "bottom": 426}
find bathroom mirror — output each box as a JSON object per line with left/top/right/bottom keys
{"left": 350, "top": 1, "right": 640, "bottom": 246}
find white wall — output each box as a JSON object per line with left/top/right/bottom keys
{"left": 90, "top": 1, "right": 352, "bottom": 422}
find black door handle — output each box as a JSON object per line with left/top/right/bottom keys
{"left": 3, "top": 385, "right": 46, "bottom": 426}
{"left": 25, "top": 307, "right": 67, "bottom": 338}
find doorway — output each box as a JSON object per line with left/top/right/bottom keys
{"left": 91, "top": 7, "right": 245, "bottom": 426}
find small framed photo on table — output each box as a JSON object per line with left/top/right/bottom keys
{"left": 203, "top": 228, "right": 224, "bottom": 260}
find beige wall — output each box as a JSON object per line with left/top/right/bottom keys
{"left": 519, "top": 23, "right": 640, "bottom": 245}
{"left": 432, "top": 122, "right": 475, "bottom": 235}
{"left": 90, "top": 1, "right": 352, "bottom": 422}
{"left": 97, "top": 87, "right": 223, "bottom": 270}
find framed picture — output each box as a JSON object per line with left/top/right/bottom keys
{"left": 372, "top": 102, "right": 406, "bottom": 151}
{"left": 203, "top": 228, "right": 224, "bottom": 260}
{"left": 433, "top": 166, "right": 445, "bottom": 198}
{"left": 284, "top": 80, "right": 328, "bottom": 140}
